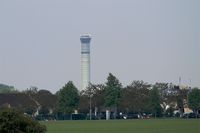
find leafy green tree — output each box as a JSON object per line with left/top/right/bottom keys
{"left": 153, "top": 82, "right": 168, "bottom": 98}
{"left": 176, "top": 89, "right": 188, "bottom": 117}
{"left": 149, "top": 87, "right": 162, "bottom": 118}
{"left": 104, "top": 73, "right": 122, "bottom": 119}
{"left": 188, "top": 88, "right": 200, "bottom": 118}
{"left": 78, "top": 93, "right": 90, "bottom": 114}
{"left": 0, "top": 108, "right": 46, "bottom": 133}
{"left": 120, "top": 81, "right": 150, "bottom": 114}
{"left": 83, "top": 84, "right": 105, "bottom": 110}
{"left": 57, "top": 81, "right": 79, "bottom": 115}
{"left": 90, "top": 84, "right": 105, "bottom": 114}
{"left": 80, "top": 84, "right": 105, "bottom": 119}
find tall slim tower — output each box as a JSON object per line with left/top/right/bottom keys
{"left": 80, "top": 35, "right": 91, "bottom": 90}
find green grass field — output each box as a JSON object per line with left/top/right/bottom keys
{"left": 42, "top": 119, "right": 200, "bottom": 133}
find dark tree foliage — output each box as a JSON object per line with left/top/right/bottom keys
{"left": 176, "top": 95, "right": 184, "bottom": 116}
{"left": 149, "top": 87, "right": 162, "bottom": 118}
{"left": 165, "top": 107, "right": 174, "bottom": 117}
{"left": 0, "top": 108, "right": 46, "bottom": 133}
{"left": 79, "top": 84, "right": 105, "bottom": 116}
{"left": 33, "top": 90, "right": 57, "bottom": 114}
{"left": 188, "top": 88, "right": 200, "bottom": 117}
{"left": 104, "top": 73, "right": 122, "bottom": 107}
{"left": 175, "top": 86, "right": 189, "bottom": 116}
{"left": 91, "top": 84, "right": 105, "bottom": 111}
{"left": 57, "top": 81, "right": 79, "bottom": 114}
{"left": 0, "top": 93, "right": 38, "bottom": 112}
{"left": 176, "top": 89, "right": 189, "bottom": 116}
{"left": 120, "top": 81, "right": 150, "bottom": 114}
{"left": 39, "top": 106, "right": 50, "bottom": 115}
{"left": 104, "top": 73, "right": 122, "bottom": 119}
{"left": 78, "top": 93, "right": 90, "bottom": 113}
{"left": 24, "top": 105, "right": 37, "bottom": 116}
{"left": 84, "top": 84, "right": 105, "bottom": 110}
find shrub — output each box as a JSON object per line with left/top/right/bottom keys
{"left": 0, "top": 108, "right": 46, "bottom": 133}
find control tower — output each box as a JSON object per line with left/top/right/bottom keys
{"left": 80, "top": 35, "right": 91, "bottom": 90}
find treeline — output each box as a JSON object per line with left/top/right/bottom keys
{"left": 57, "top": 73, "right": 200, "bottom": 119}
{"left": 0, "top": 84, "right": 17, "bottom": 93}
{"left": 0, "top": 73, "right": 200, "bottom": 120}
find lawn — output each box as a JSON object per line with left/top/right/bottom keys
{"left": 42, "top": 119, "right": 200, "bottom": 133}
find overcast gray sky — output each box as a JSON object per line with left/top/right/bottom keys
{"left": 0, "top": 0, "right": 199, "bottom": 93}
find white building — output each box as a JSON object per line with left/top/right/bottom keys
{"left": 80, "top": 35, "right": 91, "bottom": 90}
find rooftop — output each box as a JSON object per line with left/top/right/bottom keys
{"left": 80, "top": 34, "right": 91, "bottom": 38}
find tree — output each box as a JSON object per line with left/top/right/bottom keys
{"left": 81, "top": 84, "right": 105, "bottom": 119}
{"left": 0, "top": 83, "right": 16, "bottom": 93}
{"left": 188, "top": 88, "right": 200, "bottom": 118}
{"left": 0, "top": 108, "right": 46, "bottom": 133}
{"left": 24, "top": 86, "right": 38, "bottom": 94}
{"left": 91, "top": 84, "right": 105, "bottom": 115}
{"left": 120, "top": 81, "right": 150, "bottom": 114}
{"left": 78, "top": 93, "right": 90, "bottom": 114}
{"left": 176, "top": 88, "right": 188, "bottom": 117}
{"left": 165, "top": 107, "right": 174, "bottom": 117}
{"left": 33, "top": 90, "right": 57, "bottom": 114}
{"left": 149, "top": 87, "right": 162, "bottom": 118}
{"left": 83, "top": 84, "right": 105, "bottom": 110}
{"left": 57, "top": 81, "right": 79, "bottom": 115}
{"left": 39, "top": 106, "right": 49, "bottom": 115}
{"left": 104, "top": 73, "right": 122, "bottom": 119}
{"left": 24, "top": 105, "right": 37, "bottom": 116}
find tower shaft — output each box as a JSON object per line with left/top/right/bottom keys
{"left": 80, "top": 35, "right": 91, "bottom": 90}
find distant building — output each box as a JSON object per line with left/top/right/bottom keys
{"left": 80, "top": 35, "right": 91, "bottom": 90}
